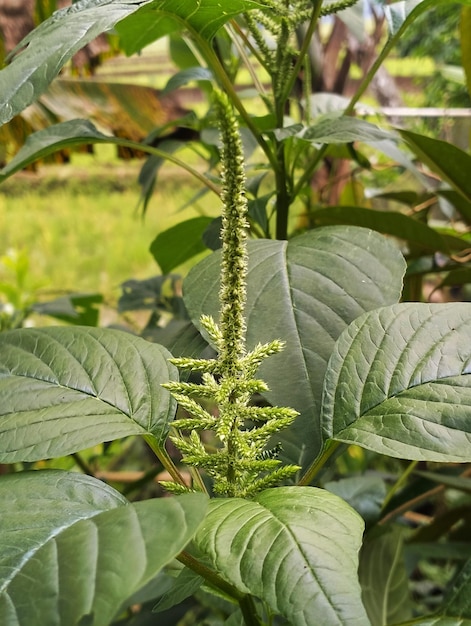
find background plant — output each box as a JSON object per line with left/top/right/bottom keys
{"left": 2, "top": 1, "right": 471, "bottom": 625}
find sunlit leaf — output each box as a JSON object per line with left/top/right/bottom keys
{"left": 322, "top": 303, "right": 471, "bottom": 462}
{"left": 194, "top": 487, "right": 370, "bottom": 626}
{"left": 0, "top": 326, "right": 177, "bottom": 462}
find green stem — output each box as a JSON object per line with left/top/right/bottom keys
{"left": 196, "top": 36, "right": 278, "bottom": 173}
{"left": 277, "top": 1, "right": 323, "bottom": 112}
{"left": 144, "top": 435, "right": 188, "bottom": 488}
{"left": 381, "top": 460, "right": 418, "bottom": 513}
{"left": 72, "top": 452, "right": 95, "bottom": 477}
{"left": 275, "top": 143, "right": 291, "bottom": 240}
{"left": 177, "top": 552, "right": 263, "bottom": 625}
{"left": 298, "top": 440, "right": 342, "bottom": 486}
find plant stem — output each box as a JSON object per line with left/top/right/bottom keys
{"left": 177, "top": 552, "right": 263, "bottom": 625}
{"left": 381, "top": 460, "right": 418, "bottom": 512}
{"left": 298, "top": 440, "right": 342, "bottom": 486}
{"left": 275, "top": 143, "right": 291, "bottom": 240}
{"left": 144, "top": 435, "right": 188, "bottom": 488}
{"left": 72, "top": 452, "right": 95, "bottom": 477}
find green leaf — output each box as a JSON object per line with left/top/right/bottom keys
{"left": 0, "top": 326, "right": 177, "bottom": 462}
{"left": 275, "top": 116, "right": 396, "bottom": 145}
{"left": 414, "top": 470, "right": 471, "bottom": 494}
{"left": 153, "top": 568, "right": 204, "bottom": 613}
{"left": 385, "top": 0, "right": 471, "bottom": 38}
{"left": 116, "top": 0, "right": 265, "bottom": 55}
{"left": 0, "top": 0, "right": 161, "bottom": 125}
{"left": 0, "top": 470, "right": 207, "bottom": 625}
{"left": 32, "top": 293, "right": 103, "bottom": 326}
{"left": 161, "top": 67, "right": 213, "bottom": 96}
{"left": 359, "top": 527, "right": 413, "bottom": 626}
{"left": 184, "top": 226, "right": 405, "bottom": 466}
{"left": 397, "top": 615, "right": 471, "bottom": 626}
{"left": 194, "top": 486, "right": 370, "bottom": 626}
{"left": 322, "top": 303, "right": 471, "bottom": 462}
{"left": 442, "top": 559, "right": 471, "bottom": 619}
{"left": 461, "top": 7, "right": 471, "bottom": 99}
{"left": 400, "top": 130, "right": 471, "bottom": 205}
{"left": 324, "top": 475, "right": 386, "bottom": 526}
{"left": 150, "top": 217, "right": 214, "bottom": 274}
{"left": 312, "top": 206, "right": 464, "bottom": 254}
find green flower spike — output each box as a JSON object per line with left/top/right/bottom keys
{"left": 163, "top": 90, "right": 299, "bottom": 498}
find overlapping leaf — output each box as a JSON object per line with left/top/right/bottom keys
{"left": 194, "top": 486, "right": 370, "bottom": 626}
{"left": 184, "top": 226, "right": 405, "bottom": 466}
{"left": 322, "top": 303, "right": 471, "bottom": 462}
{"left": 0, "top": 470, "right": 207, "bottom": 625}
{"left": 0, "top": 326, "right": 177, "bottom": 462}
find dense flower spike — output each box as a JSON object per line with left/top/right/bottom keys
{"left": 162, "top": 90, "right": 299, "bottom": 498}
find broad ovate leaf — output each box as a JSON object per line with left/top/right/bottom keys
{"left": 0, "top": 470, "right": 207, "bottom": 625}
{"left": 322, "top": 303, "right": 471, "bottom": 462}
{"left": 194, "top": 486, "right": 370, "bottom": 626}
{"left": 184, "top": 226, "right": 405, "bottom": 466}
{"left": 0, "top": 326, "right": 177, "bottom": 462}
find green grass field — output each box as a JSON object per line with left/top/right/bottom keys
{"left": 0, "top": 146, "right": 220, "bottom": 313}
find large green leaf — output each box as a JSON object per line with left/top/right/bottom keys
{"left": 0, "top": 326, "right": 177, "bottom": 462}
{"left": 116, "top": 0, "right": 264, "bottom": 55}
{"left": 359, "top": 527, "right": 412, "bottom": 626}
{"left": 395, "top": 618, "right": 471, "bottom": 626}
{"left": 274, "top": 116, "right": 396, "bottom": 144}
{"left": 184, "top": 227, "right": 405, "bottom": 466}
{"left": 0, "top": 470, "right": 207, "bottom": 625}
{"left": 384, "top": 0, "right": 471, "bottom": 37}
{"left": 194, "top": 486, "right": 369, "bottom": 626}
{"left": 400, "top": 130, "right": 471, "bottom": 205}
{"left": 322, "top": 303, "right": 471, "bottom": 462}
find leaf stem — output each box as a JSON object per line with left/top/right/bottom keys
{"left": 381, "top": 460, "right": 418, "bottom": 513}
{"left": 298, "top": 440, "right": 342, "bottom": 486}
{"left": 144, "top": 435, "right": 188, "bottom": 488}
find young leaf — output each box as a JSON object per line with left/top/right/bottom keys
{"left": 0, "top": 470, "right": 208, "bottom": 626}
{"left": 359, "top": 527, "right": 413, "bottom": 626}
{"left": 184, "top": 226, "right": 405, "bottom": 467}
{"left": 322, "top": 303, "right": 471, "bottom": 462}
{"left": 0, "top": 327, "right": 177, "bottom": 462}
{"left": 193, "top": 486, "right": 370, "bottom": 626}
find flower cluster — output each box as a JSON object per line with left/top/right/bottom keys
{"left": 162, "top": 91, "right": 299, "bottom": 498}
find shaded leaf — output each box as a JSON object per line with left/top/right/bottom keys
{"left": 0, "top": 326, "right": 177, "bottom": 462}
{"left": 194, "top": 486, "right": 370, "bottom": 626}
{"left": 414, "top": 470, "right": 471, "bottom": 494}
{"left": 324, "top": 475, "right": 386, "bottom": 526}
{"left": 153, "top": 568, "right": 204, "bottom": 613}
{"left": 184, "top": 227, "right": 405, "bottom": 467}
{"left": 0, "top": 470, "right": 207, "bottom": 625}
{"left": 312, "top": 206, "right": 466, "bottom": 254}
{"left": 32, "top": 293, "right": 103, "bottom": 326}
{"left": 161, "top": 67, "right": 213, "bottom": 96}
{"left": 400, "top": 130, "right": 471, "bottom": 205}
{"left": 359, "top": 527, "right": 413, "bottom": 625}
{"left": 150, "top": 217, "right": 214, "bottom": 274}
{"left": 322, "top": 303, "right": 471, "bottom": 462}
